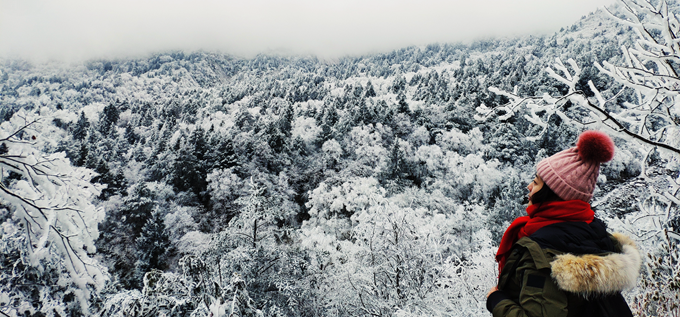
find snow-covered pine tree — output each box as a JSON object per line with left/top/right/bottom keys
{"left": 134, "top": 208, "right": 172, "bottom": 287}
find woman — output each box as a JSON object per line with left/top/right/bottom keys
{"left": 485, "top": 131, "right": 641, "bottom": 317}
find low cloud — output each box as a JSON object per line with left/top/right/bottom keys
{"left": 0, "top": 0, "right": 614, "bottom": 62}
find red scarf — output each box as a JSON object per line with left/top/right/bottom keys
{"left": 495, "top": 200, "right": 594, "bottom": 275}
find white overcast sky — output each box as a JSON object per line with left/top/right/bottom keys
{"left": 0, "top": 0, "right": 615, "bottom": 62}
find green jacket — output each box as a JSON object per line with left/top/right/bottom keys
{"left": 487, "top": 232, "right": 640, "bottom": 317}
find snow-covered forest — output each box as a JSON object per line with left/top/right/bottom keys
{"left": 1, "top": 0, "right": 679, "bottom": 316}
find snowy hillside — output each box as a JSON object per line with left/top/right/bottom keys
{"left": 0, "top": 2, "right": 678, "bottom": 316}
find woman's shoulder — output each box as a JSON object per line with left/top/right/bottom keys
{"left": 529, "top": 218, "right": 615, "bottom": 254}
{"left": 550, "top": 232, "right": 641, "bottom": 295}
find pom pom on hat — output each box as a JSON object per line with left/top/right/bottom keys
{"left": 576, "top": 130, "right": 615, "bottom": 163}
{"left": 536, "top": 130, "right": 615, "bottom": 202}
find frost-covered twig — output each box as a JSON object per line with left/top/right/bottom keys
{"left": 484, "top": 56, "right": 680, "bottom": 155}
{"left": 0, "top": 119, "right": 38, "bottom": 142}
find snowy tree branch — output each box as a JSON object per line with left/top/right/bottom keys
{"left": 484, "top": 55, "right": 680, "bottom": 155}
{"left": 0, "top": 110, "right": 107, "bottom": 306}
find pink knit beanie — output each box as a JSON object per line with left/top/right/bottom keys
{"left": 536, "top": 131, "right": 615, "bottom": 202}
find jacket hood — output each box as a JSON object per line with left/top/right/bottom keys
{"left": 550, "top": 233, "right": 641, "bottom": 295}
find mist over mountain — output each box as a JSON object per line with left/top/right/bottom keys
{"left": 0, "top": 0, "right": 614, "bottom": 61}
{"left": 0, "top": 3, "right": 678, "bottom": 316}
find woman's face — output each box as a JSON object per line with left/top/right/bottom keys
{"left": 527, "top": 175, "right": 544, "bottom": 206}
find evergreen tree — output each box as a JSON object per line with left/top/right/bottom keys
{"left": 263, "top": 121, "right": 287, "bottom": 154}
{"left": 376, "top": 100, "right": 392, "bottom": 124}
{"left": 170, "top": 137, "right": 204, "bottom": 196}
{"left": 83, "top": 128, "right": 100, "bottom": 168}
{"left": 99, "top": 103, "right": 120, "bottom": 135}
{"left": 352, "top": 84, "right": 364, "bottom": 99}
{"left": 317, "top": 121, "right": 334, "bottom": 146}
{"left": 487, "top": 124, "right": 527, "bottom": 163}
{"left": 97, "top": 182, "right": 156, "bottom": 288}
{"left": 388, "top": 141, "right": 407, "bottom": 179}
{"left": 537, "top": 116, "right": 580, "bottom": 157}
{"left": 352, "top": 98, "right": 373, "bottom": 125}
{"left": 278, "top": 102, "right": 295, "bottom": 138}
{"left": 382, "top": 141, "right": 411, "bottom": 192}
{"left": 75, "top": 142, "right": 88, "bottom": 167}
{"left": 364, "top": 81, "right": 377, "bottom": 98}
{"left": 187, "top": 126, "right": 211, "bottom": 203}
{"left": 134, "top": 209, "right": 171, "bottom": 285}
{"left": 122, "top": 183, "right": 157, "bottom": 238}
{"left": 92, "top": 159, "right": 126, "bottom": 199}
{"left": 391, "top": 75, "right": 407, "bottom": 93}
{"left": 291, "top": 135, "right": 308, "bottom": 156}
{"left": 397, "top": 92, "right": 410, "bottom": 115}
{"left": 124, "top": 124, "right": 138, "bottom": 144}
{"left": 72, "top": 111, "right": 89, "bottom": 141}
{"left": 207, "top": 137, "right": 239, "bottom": 170}
{"left": 189, "top": 126, "right": 207, "bottom": 161}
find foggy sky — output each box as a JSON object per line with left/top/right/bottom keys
{"left": 0, "top": 0, "right": 615, "bottom": 62}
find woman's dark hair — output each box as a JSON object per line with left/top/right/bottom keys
{"left": 531, "top": 182, "right": 563, "bottom": 205}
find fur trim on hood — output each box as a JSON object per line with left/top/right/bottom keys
{"left": 550, "top": 233, "right": 641, "bottom": 295}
